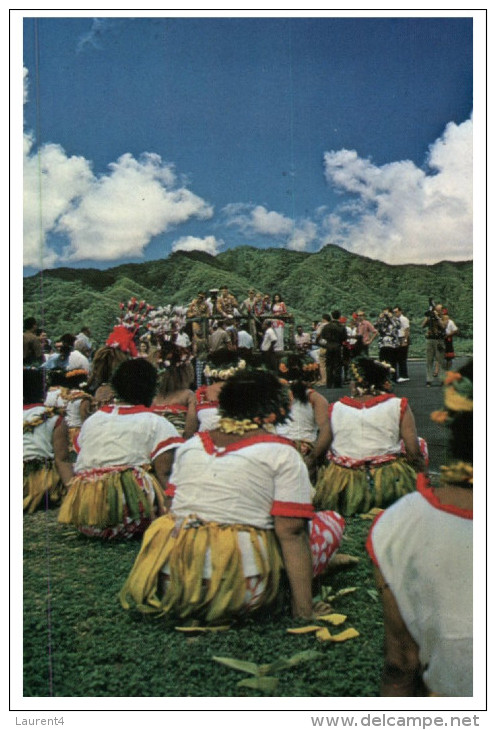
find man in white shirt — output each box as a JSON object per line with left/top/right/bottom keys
{"left": 393, "top": 306, "right": 410, "bottom": 382}
{"left": 260, "top": 320, "right": 278, "bottom": 371}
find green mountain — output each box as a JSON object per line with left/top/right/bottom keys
{"left": 23, "top": 245, "right": 473, "bottom": 357}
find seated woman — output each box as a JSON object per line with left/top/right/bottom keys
{"left": 314, "top": 357, "right": 425, "bottom": 516}
{"left": 86, "top": 344, "right": 129, "bottom": 410}
{"left": 57, "top": 359, "right": 183, "bottom": 539}
{"left": 151, "top": 344, "right": 198, "bottom": 439}
{"left": 367, "top": 361, "right": 473, "bottom": 696}
{"left": 276, "top": 355, "right": 331, "bottom": 483}
{"left": 196, "top": 353, "right": 247, "bottom": 431}
{"left": 23, "top": 369, "right": 69, "bottom": 513}
{"left": 120, "top": 369, "right": 345, "bottom": 624}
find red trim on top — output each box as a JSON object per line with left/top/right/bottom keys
{"left": 339, "top": 393, "right": 396, "bottom": 409}
{"left": 399, "top": 397, "right": 408, "bottom": 421}
{"left": 365, "top": 511, "right": 385, "bottom": 566}
{"left": 271, "top": 500, "right": 315, "bottom": 519}
{"left": 165, "top": 482, "right": 176, "bottom": 497}
{"left": 416, "top": 473, "right": 473, "bottom": 520}
{"left": 150, "top": 437, "right": 185, "bottom": 459}
{"left": 197, "top": 401, "right": 219, "bottom": 411}
{"left": 100, "top": 405, "right": 153, "bottom": 415}
{"left": 198, "top": 431, "right": 217, "bottom": 454}
{"left": 198, "top": 430, "right": 297, "bottom": 456}
{"left": 24, "top": 403, "right": 45, "bottom": 410}
{"left": 151, "top": 403, "right": 187, "bottom": 414}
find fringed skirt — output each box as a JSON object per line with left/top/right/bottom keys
{"left": 58, "top": 465, "right": 167, "bottom": 539}
{"left": 313, "top": 456, "right": 417, "bottom": 516}
{"left": 120, "top": 510, "right": 344, "bottom": 623}
{"left": 23, "top": 459, "right": 65, "bottom": 513}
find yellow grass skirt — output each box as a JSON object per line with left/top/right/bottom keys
{"left": 58, "top": 466, "right": 166, "bottom": 538}
{"left": 120, "top": 514, "right": 284, "bottom": 623}
{"left": 23, "top": 460, "right": 64, "bottom": 513}
{"left": 313, "top": 457, "right": 416, "bottom": 516}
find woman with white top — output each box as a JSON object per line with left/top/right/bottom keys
{"left": 314, "top": 358, "right": 425, "bottom": 516}
{"left": 57, "top": 359, "right": 183, "bottom": 539}
{"left": 367, "top": 361, "right": 473, "bottom": 696}
{"left": 120, "top": 369, "right": 345, "bottom": 623}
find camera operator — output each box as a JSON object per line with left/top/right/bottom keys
{"left": 421, "top": 300, "right": 446, "bottom": 386}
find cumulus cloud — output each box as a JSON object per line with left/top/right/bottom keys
{"left": 171, "top": 235, "right": 223, "bottom": 256}
{"left": 23, "top": 68, "right": 214, "bottom": 268}
{"left": 321, "top": 116, "right": 473, "bottom": 264}
{"left": 223, "top": 203, "right": 316, "bottom": 251}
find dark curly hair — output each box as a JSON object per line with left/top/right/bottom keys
{"left": 350, "top": 357, "right": 394, "bottom": 393}
{"left": 110, "top": 358, "right": 158, "bottom": 407}
{"left": 23, "top": 368, "right": 45, "bottom": 405}
{"left": 218, "top": 368, "right": 291, "bottom": 424}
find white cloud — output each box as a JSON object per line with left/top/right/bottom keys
{"left": 223, "top": 203, "right": 317, "bottom": 251}
{"left": 321, "top": 116, "right": 473, "bottom": 264}
{"left": 23, "top": 68, "right": 214, "bottom": 268}
{"left": 56, "top": 153, "right": 213, "bottom": 262}
{"left": 171, "top": 235, "right": 222, "bottom": 256}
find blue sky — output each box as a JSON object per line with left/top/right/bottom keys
{"left": 21, "top": 13, "right": 475, "bottom": 274}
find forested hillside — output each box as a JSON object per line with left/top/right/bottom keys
{"left": 23, "top": 245, "right": 473, "bottom": 356}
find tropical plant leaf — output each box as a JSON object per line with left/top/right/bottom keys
{"left": 263, "top": 650, "right": 322, "bottom": 675}
{"left": 318, "top": 613, "right": 347, "bottom": 625}
{"left": 366, "top": 589, "right": 379, "bottom": 602}
{"left": 212, "top": 656, "right": 260, "bottom": 675}
{"left": 237, "top": 676, "right": 279, "bottom": 694}
{"left": 286, "top": 625, "right": 322, "bottom": 634}
{"left": 316, "top": 628, "right": 333, "bottom": 642}
{"left": 327, "top": 627, "right": 360, "bottom": 642}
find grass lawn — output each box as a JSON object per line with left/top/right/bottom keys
{"left": 23, "top": 510, "right": 383, "bottom": 698}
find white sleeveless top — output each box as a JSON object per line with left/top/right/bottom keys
{"left": 367, "top": 476, "right": 473, "bottom": 696}
{"left": 330, "top": 394, "right": 406, "bottom": 460}
{"left": 276, "top": 397, "right": 318, "bottom": 443}
{"left": 23, "top": 405, "right": 59, "bottom": 461}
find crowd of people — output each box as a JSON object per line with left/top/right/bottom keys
{"left": 22, "top": 290, "right": 471, "bottom": 697}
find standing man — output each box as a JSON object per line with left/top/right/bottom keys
{"left": 216, "top": 286, "right": 239, "bottom": 318}
{"left": 294, "top": 325, "right": 311, "bottom": 353}
{"left": 356, "top": 310, "right": 378, "bottom": 356}
{"left": 74, "top": 326, "right": 93, "bottom": 359}
{"left": 319, "top": 311, "right": 347, "bottom": 388}
{"left": 23, "top": 317, "right": 44, "bottom": 367}
{"left": 260, "top": 320, "right": 278, "bottom": 372}
{"left": 422, "top": 302, "right": 446, "bottom": 386}
{"left": 393, "top": 306, "right": 410, "bottom": 382}
{"left": 240, "top": 289, "right": 260, "bottom": 344}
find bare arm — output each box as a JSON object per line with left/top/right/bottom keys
{"left": 52, "top": 420, "right": 75, "bottom": 486}
{"left": 374, "top": 565, "right": 425, "bottom": 696}
{"left": 400, "top": 405, "right": 425, "bottom": 472}
{"left": 183, "top": 391, "right": 199, "bottom": 440}
{"left": 152, "top": 450, "right": 175, "bottom": 493}
{"left": 79, "top": 397, "right": 94, "bottom": 423}
{"left": 305, "top": 391, "right": 331, "bottom": 474}
{"left": 274, "top": 516, "right": 313, "bottom": 619}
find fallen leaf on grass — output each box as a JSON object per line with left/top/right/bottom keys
{"left": 213, "top": 650, "right": 321, "bottom": 678}
{"left": 212, "top": 657, "right": 260, "bottom": 675}
{"left": 237, "top": 676, "right": 279, "bottom": 693}
{"left": 359, "top": 507, "right": 384, "bottom": 520}
{"left": 287, "top": 626, "right": 321, "bottom": 634}
{"left": 327, "top": 628, "right": 360, "bottom": 642}
{"left": 318, "top": 613, "right": 347, "bottom": 625}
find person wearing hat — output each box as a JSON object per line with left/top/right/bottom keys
{"left": 367, "top": 361, "right": 473, "bottom": 696}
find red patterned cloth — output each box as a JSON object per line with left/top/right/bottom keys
{"left": 309, "top": 510, "right": 345, "bottom": 576}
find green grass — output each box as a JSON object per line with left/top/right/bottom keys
{"left": 23, "top": 510, "right": 383, "bottom": 697}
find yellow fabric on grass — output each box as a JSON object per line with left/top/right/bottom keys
{"left": 23, "top": 462, "right": 64, "bottom": 513}
{"left": 58, "top": 467, "right": 165, "bottom": 528}
{"left": 313, "top": 458, "right": 416, "bottom": 516}
{"left": 120, "top": 514, "right": 283, "bottom": 623}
